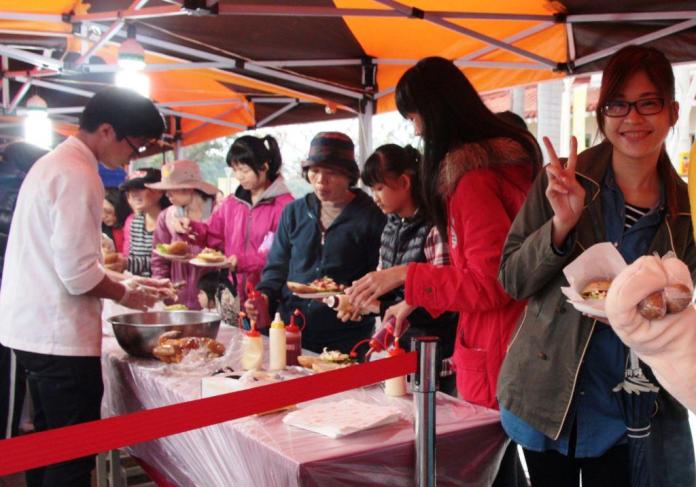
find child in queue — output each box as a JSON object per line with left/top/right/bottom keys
{"left": 340, "top": 144, "right": 458, "bottom": 394}
{"left": 348, "top": 56, "right": 541, "bottom": 486}
{"left": 179, "top": 135, "right": 293, "bottom": 304}
{"left": 148, "top": 160, "right": 217, "bottom": 309}
{"left": 497, "top": 45, "right": 695, "bottom": 485}
{"left": 120, "top": 168, "right": 170, "bottom": 277}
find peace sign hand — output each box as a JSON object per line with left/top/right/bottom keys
{"left": 543, "top": 136, "right": 585, "bottom": 247}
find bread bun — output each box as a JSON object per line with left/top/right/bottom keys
{"left": 664, "top": 284, "right": 692, "bottom": 314}
{"left": 167, "top": 240, "right": 189, "bottom": 256}
{"left": 581, "top": 279, "right": 612, "bottom": 300}
{"left": 637, "top": 290, "right": 667, "bottom": 320}
{"left": 103, "top": 252, "right": 119, "bottom": 265}
{"left": 197, "top": 248, "right": 225, "bottom": 263}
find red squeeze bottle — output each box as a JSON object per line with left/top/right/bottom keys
{"left": 370, "top": 316, "right": 410, "bottom": 353}
{"left": 285, "top": 309, "right": 306, "bottom": 366}
{"left": 245, "top": 282, "right": 270, "bottom": 329}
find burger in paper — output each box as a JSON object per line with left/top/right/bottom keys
{"left": 580, "top": 279, "right": 612, "bottom": 301}
{"left": 196, "top": 248, "right": 226, "bottom": 264}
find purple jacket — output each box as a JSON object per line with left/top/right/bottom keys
{"left": 151, "top": 206, "right": 213, "bottom": 309}
{"left": 190, "top": 177, "right": 293, "bottom": 302}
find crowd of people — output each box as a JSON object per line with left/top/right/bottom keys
{"left": 0, "top": 43, "right": 695, "bottom": 487}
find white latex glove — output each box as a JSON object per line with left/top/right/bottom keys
{"left": 606, "top": 255, "right": 696, "bottom": 412}
{"left": 118, "top": 284, "right": 158, "bottom": 311}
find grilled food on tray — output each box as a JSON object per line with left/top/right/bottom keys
{"left": 195, "top": 247, "right": 226, "bottom": 264}
{"left": 152, "top": 330, "right": 225, "bottom": 364}
{"left": 287, "top": 276, "right": 344, "bottom": 294}
{"left": 156, "top": 240, "right": 189, "bottom": 256}
{"left": 297, "top": 348, "right": 354, "bottom": 372}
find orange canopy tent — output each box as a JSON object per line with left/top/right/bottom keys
{"left": 0, "top": 0, "right": 695, "bottom": 150}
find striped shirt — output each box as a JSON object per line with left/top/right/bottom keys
{"left": 127, "top": 213, "right": 153, "bottom": 277}
{"left": 624, "top": 203, "right": 650, "bottom": 231}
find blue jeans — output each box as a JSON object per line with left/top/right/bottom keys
{"left": 14, "top": 350, "right": 102, "bottom": 487}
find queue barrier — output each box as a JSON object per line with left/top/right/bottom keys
{"left": 0, "top": 351, "right": 417, "bottom": 476}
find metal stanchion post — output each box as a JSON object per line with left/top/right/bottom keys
{"left": 412, "top": 336, "right": 439, "bottom": 487}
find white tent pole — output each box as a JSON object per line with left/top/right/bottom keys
{"left": 0, "top": 12, "right": 62, "bottom": 22}
{"left": 574, "top": 19, "right": 696, "bottom": 68}
{"left": 14, "top": 76, "right": 94, "bottom": 98}
{"left": 72, "top": 5, "right": 185, "bottom": 22}
{"left": 568, "top": 11, "right": 696, "bottom": 22}
{"left": 373, "top": 0, "right": 558, "bottom": 68}
{"left": 358, "top": 101, "right": 374, "bottom": 168}
{"left": 159, "top": 107, "right": 248, "bottom": 130}
{"left": 7, "top": 80, "right": 31, "bottom": 114}
{"left": 458, "top": 22, "right": 553, "bottom": 61}
{"left": 181, "top": 105, "right": 247, "bottom": 139}
{"left": 217, "top": 4, "right": 554, "bottom": 21}
{"left": 2, "top": 56, "right": 8, "bottom": 109}
{"left": 91, "top": 25, "right": 364, "bottom": 100}
{"left": 256, "top": 59, "right": 362, "bottom": 68}
{"left": 73, "top": 20, "right": 125, "bottom": 68}
{"left": 0, "top": 45, "right": 62, "bottom": 70}
{"left": 256, "top": 101, "right": 299, "bottom": 127}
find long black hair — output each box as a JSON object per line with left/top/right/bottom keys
{"left": 104, "top": 187, "right": 132, "bottom": 229}
{"left": 226, "top": 135, "right": 282, "bottom": 182}
{"left": 361, "top": 144, "right": 424, "bottom": 210}
{"left": 395, "top": 56, "right": 542, "bottom": 235}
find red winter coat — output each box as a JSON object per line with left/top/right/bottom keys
{"left": 404, "top": 138, "right": 534, "bottom": 409}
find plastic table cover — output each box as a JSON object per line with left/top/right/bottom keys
{"left": 101, "top": 326, "right": 508, "bottom": 486}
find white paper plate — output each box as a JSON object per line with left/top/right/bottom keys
{"left": 189, "top": 257, "right": 231, "bottom": 268}
{"left": 564, "top": 298, "right": 608, "bottom": 319}
{"left": 293, "top": 291, "right": 343, "bottom": 299}
{"left": 153, "top": 248, "right": 191, "bottom": 261}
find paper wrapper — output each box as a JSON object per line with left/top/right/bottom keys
{"left": 282, "top": 399, "right": 402, "bottom": 439}
{"left": 561, "top": 242, "right": 627, "bottom": 319}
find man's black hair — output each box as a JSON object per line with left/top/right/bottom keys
{"left": 79, "top": 87, "right": 165, "bottom": 141}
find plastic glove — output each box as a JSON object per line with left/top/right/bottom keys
{"left": 118, "top": 284, "right": 158, "bottom": 311}
{"left": 606, "top": 255, "right": 696, "bottom": 412}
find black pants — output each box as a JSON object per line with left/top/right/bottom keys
{"left": 523, "top": 443, "right": 630, "bottom": 487}
{"left": 0, "top": 343, "right": 26, "bottom": 438}
{"left": 492, "top": 441, "right": 528, "bottom": 487}
{"left": 14, "top": 350, "right": 103, "bottom": 487}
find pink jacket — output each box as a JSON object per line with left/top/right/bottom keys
{"left": 606, "top": 254, "right": 696, "bottom": 413}
{"left": 190, "top": 177, "right": 293, "bottom": 302}
{"left": 151, "top": 206, "right": 212, "bottom": 309}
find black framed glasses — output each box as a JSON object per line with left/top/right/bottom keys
{"left": 124, "top": 137, "right": 149, "bottom": 156}
{"left": 601, "top": 98, "right": 665, "bottom": 118}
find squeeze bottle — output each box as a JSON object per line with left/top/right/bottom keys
{"left": 285, "top": 309, "right": 305, "bottom": 366}
{"left": 269, "top": 312, "right": 287, "bottom": 370}
{"left": 245, "top": 282, "right": 270, "bottom": 329}
{"left": 383, "top": 339, "right": 407, "bottom": 397}
{"left": 241, "top": 320, "right": 264, "bottom": 370}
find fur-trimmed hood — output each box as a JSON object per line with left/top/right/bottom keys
{"left": 438, "top": 137, "right": 533, "bottom": 196}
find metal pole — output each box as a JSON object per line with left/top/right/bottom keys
{"left": 412, "top": 336, "right": 439, "bottom": 487}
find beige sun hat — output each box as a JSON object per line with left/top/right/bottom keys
{"left": 145, "top": 160, "right": 218, "bottom": 195}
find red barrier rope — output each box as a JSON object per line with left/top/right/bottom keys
{"left": 0, "top": 351, "right": 417, "bottom": 475}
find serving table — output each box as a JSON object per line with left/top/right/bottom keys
{"left": 101, "top": 326, "right": 507, "bottom": 486}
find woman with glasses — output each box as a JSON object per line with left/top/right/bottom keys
{"left": 497, "top": 45, "right": 695, "bottom": 485}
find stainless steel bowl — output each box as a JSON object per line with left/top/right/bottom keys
{"left": 107, "top": 311, "right": 222, "bottom": 358}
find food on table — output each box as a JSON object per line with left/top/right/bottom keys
{"left": 103, "top": 251, "right": 120, "bottom": 265}
{"left": 637, "top": 290, "right": 667, "bottom": 320}
{"left": 297, "top": 347, "right": 354, "bottom": 372}
{"left": 196, "top": 247, "right": 226, "bottom": 264}
{"left": 165, "top": 304, "right": 188, "bottom": 311}
{"left": 157, "top": 240, "right": 189, "bottom": 256}
{"left": 287, "top": 276, "right": 344, "bottom": 294}
{"left": 580, "top": 279, "right": 612, "bottom": 300}
{"left": 152, "top": 330, "right": 225, "bottom": 364}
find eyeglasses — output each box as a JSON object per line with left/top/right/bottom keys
{"left": 601, "top": 98, "right": 665, "bottom": 118}
{"left": 124, "top": 137, "right": 150, "bottom": 156}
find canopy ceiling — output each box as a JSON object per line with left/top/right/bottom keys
{"left": 0, "top": 0, "right": 695, "bottom": 147}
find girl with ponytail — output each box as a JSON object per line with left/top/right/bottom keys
{"left": 181, "top": 134, "right": 293, "bottom": 302}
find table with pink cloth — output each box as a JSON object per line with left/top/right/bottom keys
{"left": 101, "top": 326, "right": 507, "bottom": 486}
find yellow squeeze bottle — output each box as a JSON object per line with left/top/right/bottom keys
{"left": 269, "top": 312, "right": 287, "bottom": 370}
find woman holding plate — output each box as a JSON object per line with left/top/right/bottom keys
{"left": 148, "top": 160, "right": 218, "bottom": 309}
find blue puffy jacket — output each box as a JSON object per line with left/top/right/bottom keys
{"left": 257, "top": 189, "right": 386, "bottom": 353}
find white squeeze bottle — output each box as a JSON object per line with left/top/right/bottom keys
{"left": 241, "top": 320, "right": 264, "bottom": 370}
{"left": 269, "top": 312, "right": 287, "bottom": 370}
